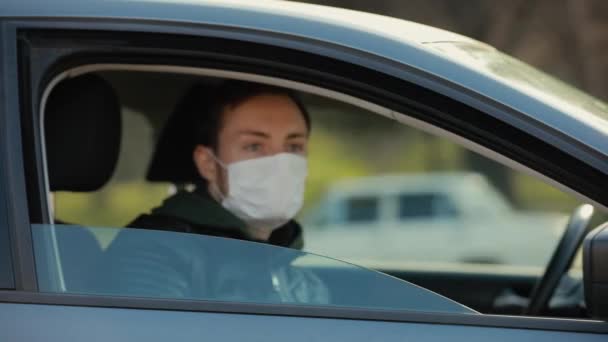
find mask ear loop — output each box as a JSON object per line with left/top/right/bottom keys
{"left": 208, "top": 151, "right": 229, "bottom": 201}
{"left": 209, "top": 151, "right": 228, "bottom": 169}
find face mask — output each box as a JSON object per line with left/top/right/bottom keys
{"left": 212, "top": 153, "right": 308, "bottom": 232}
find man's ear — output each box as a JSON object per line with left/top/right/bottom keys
{"left": 193, "top": 145, "right": 217, "bottom": 183}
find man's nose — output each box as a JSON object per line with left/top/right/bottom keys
{"left": 267, "top": 141, "right": 286, "bottom": 156}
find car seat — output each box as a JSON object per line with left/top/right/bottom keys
{"left": 44, "top": 73, "right": 122, "bottom": 292}
{"left": 95, "top": 84, "right": 213, "bottom": 298}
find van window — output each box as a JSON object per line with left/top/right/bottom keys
{"left": 345, "top": 196, "right": 379, "bottom": 223}
{"left": 398, "top": 193, "right": 459, "bottom": 220}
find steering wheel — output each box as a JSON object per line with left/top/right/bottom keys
{"left": 525, "top": 204, "right": 594, "bottom": 316}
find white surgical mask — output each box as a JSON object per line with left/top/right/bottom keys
{"left": 212, "top": 153, "right": 308, "bottom": 233}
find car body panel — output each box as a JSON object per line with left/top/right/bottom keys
{"left": 2, "top": 302, "right": 607, "bottom": 342}
{"left": 2, "top": 0, "right": 608, "bottom": 172}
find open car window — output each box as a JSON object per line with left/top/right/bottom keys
{"left": 43, "top": 69, "right": 593, "bottom": 318}
{"left": 31, "top": 224, "right": 473, "bottom": 314}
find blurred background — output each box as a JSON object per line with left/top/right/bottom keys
{"left": 53, "top": 0, "right": 607, "bottom": 267}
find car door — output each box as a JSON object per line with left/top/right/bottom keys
{"left": 1, "top": 1, "right": 608, "bottom": 340}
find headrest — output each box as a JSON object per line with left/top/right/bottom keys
{"left": 146, "top": 84, "right": 211, "bottom": 183}
{"left": 45, "top": 74, "right": 121, "bottom": 192}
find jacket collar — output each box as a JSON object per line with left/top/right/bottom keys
{"left": 152, "top": 187, "right": 303, "bottom": 249}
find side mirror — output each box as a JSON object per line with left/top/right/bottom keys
{"left": 583, "top": 223, "right": 608, "bottom": 321}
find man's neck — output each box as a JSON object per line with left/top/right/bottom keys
{"left": 207, "top": 182, "right": 226, "bottom": 202}
{"left": 246, "top": 227, "right": 273, "bottom": 241}
{"left": 207, "top": 183, "right": 272, "bottom": 241}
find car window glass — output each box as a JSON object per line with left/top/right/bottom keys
{"left": 31, "top": 224, "right": 473, "bottom": 314}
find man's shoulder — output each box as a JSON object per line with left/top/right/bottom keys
{"left": 128, "top": 190, "right": 304, "bottom": 249}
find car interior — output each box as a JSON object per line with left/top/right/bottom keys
{"left": 43, "top": 73, "right": 120, "bottom": 290}
{"left": 40, "top": 68, "right": 593, "bottom": 318}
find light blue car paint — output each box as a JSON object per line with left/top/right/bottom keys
{"left": 2, "top": 0, "right": 608, "bottom": 172}
{"left": 2, "top": 302, "right": 607, "bottom": 342}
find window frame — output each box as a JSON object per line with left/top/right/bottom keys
{"left": 0, "top": 21, "right": 36, "bottom": 291}
{"left": 0, "top": 23, "right": 15, "bottom": 289}
{"left": 3, "top": 17, "right": 608, "bottom": 333}
{"left": 0, "top": 161, "right": 14, "bottom": 289}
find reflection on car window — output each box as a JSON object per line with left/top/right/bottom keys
{"left": 31, "top": 224, "right": 474, "bottom": 314}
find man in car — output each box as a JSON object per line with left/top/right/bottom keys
{"left": 130, "top": 80, "right": 310, "bottom": 249}
{"left": 103, "top": 80, "right": 326, "bottom": 303}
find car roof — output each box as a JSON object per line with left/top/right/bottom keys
{"left": 3, "top": 0, "right": 608, "bottom": 166}
{"left": 1, "top": 0, "right": 473, "bottom": 44}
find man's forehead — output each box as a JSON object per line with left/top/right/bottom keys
{"left": 235, "top": 129, "right": 308, "bottom": 139}
{"left": 220, "top": 94, "right": 308, "bottom": 133}
{"left": 227, "top": 93, "right": 301, "bottom": 115}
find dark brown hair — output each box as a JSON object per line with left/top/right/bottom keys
{"left": 192, "top": 80, "right": 311, "bottom": 151}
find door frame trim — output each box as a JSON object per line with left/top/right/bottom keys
{"left": 0, "top": 291, "right": 606, "bottom": 334}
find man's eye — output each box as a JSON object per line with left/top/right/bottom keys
{"left": 288, "top": 144, "right": 304, "bottom": 153}
{"left": 244, "top": 143, "right": 262, "bottom": 152}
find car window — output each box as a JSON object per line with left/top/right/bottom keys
{"left": 47, "top": 72, "right": 580, "bottom": 272}
{"left": 31, "top": 224, "right": 473, "bottom": 314}
{"left": 44, "top": 70, "right": 588, "bottom": 317}
{"left": 302, "top": 97, "right": 581, "bottom": 270}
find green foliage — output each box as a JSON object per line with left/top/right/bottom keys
{"left": 55, "top": 181, "right": 170, "bottom": 228}
{"left": 305, "top": 126, "right": 371, "bottom": 208}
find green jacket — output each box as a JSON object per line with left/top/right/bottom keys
{"left": 100, "top": 188, "right": 328, "bottom": 305}
{"left": 129, "top": 188, "right": 304, "bottom": 249}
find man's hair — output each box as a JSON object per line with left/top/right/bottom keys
{"left": 192, "top": 80, "right": 311, "bottom": 151}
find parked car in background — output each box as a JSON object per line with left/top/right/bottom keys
{"left": 304, "top": 172, "right": 568, "bottom": 267}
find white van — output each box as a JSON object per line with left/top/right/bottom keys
{"left": 303, "top": 173, "right": 568, "bottom": 267}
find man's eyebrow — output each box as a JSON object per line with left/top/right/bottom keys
{"left": 286, "top": 132, "right": 308, "bottom": 139}
{"left": 237, "top": 130, "right": 271, "bottom": 138}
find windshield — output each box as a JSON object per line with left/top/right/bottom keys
{"left": 32, "top": 224, "right": 474, "bottom": 314}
